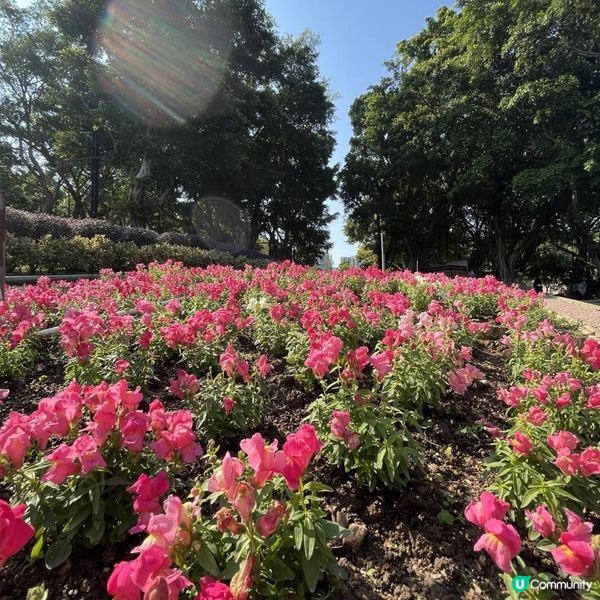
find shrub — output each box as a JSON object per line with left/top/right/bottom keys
{"left": 6, "top": 235, "right": 270, "bottom": 274}
{"left": 6, "top": 208, "right": 258, "bottom": 254}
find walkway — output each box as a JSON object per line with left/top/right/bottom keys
{"left": 543, "top": 296, "right": 600, "bottom": 338}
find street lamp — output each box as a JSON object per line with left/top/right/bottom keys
{"left": 375, "top": 213, "right": 386, "bottom": 271}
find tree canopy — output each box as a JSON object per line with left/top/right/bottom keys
{"left": 340, "top": 0, "right": 600, "bottom": 283}
{"left": 0, "top": 0, "right": 336, "bottom": 263}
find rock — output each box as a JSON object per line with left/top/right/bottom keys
{"left": 343, "top": 523, "right": 368, "bottom": 552}
{"left": 335, "top": 510, "right": 350, "bottom": 528}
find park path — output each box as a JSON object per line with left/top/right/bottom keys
{"left": 543, "top": 296, "right": 600, "bottom": 338}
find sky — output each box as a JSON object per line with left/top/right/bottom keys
{"left": 263, "top": 0, "right": 447, "bottom": 264}
{"left": 15, "top": 0, "right": 448, "bottom": 264}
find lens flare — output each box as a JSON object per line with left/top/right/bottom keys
{"left": 192, "top": 196, "right": 250, "bottom": 247}
{"left": 96, "top": 0, "right": 231, "bottom": 127}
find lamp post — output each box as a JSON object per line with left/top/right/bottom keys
{"left": 375, "top": 213, "right": 386, "bottom": 271}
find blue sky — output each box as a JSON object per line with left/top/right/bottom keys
{"left": 16, "top": 0, "right": 448, "bottom": 263}
{"left": 263, "top": 0, "right": 447, "bottom": 264}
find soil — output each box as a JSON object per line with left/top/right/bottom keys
{"left": 0, "top": 339, "right": 572, "bottom": 600}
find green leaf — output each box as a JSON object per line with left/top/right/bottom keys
{"left": 321, "top": 520, "right": 348, "bottom": 540}
{"left": 303, "top": 518, "right": 316, "bottom": 560}
{"left": 301, "top": 551, "right": 321, "bottom": 593}
{"left": 520, "top": 487, "right": 541, "bottom": 508}
{"left": 196, "top": 545, "right": 220, "bottom": 577}
{"left": 294, "top": 523, "right": 303, "bottom": 551}
{"left": 85, "top": 516, "right": 105, "bottom": 546}
{"left": 302, "top": 482, "right": 333, "bottom": 494}
{"left": 44, "top": 540, "right": 72, "bottom": 569}
{"left": 264, "top": 555, "right": 295, "bottom": 582}
{"left": 30, "top": 535, "right": 45, "bottom": 560}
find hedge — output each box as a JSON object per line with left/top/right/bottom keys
{"left": 5, "top": 208, "right": 234, "bottom": 251}
{"left": 6, "top": 234, "right": 271, "bottom": 274}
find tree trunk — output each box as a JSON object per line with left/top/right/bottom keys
{"left": 493, "top": 216, "right": 515, "bottom": 284}
{"left": 129, "top": 157, "right": 152, "bottom": 227}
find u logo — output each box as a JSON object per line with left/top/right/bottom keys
{"left": 512, "top": 576, "right": 532, "bottom": 592}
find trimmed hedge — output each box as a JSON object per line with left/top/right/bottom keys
{"left": 6, "top": 208, "right": 212, "bottom": 249}
{"left": 6, "top": 234, "right": 271, "bottom": 274}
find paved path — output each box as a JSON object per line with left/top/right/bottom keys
{"left": 543, "top": 296, "right": 600, "bottom": 338}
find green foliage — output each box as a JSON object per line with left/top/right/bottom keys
{"left": 340, "top": 0, "right": 600, "bottom": 283}
{"left": 309, "top": 388, "right": 421, "bottom": 491}
{"left": 0, "top": 0, "right": 336, "bottom": 263}
{"left": 6, "top": 234, "right": 270, "bottom": 274}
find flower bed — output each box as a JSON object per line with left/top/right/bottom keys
{"left": 0, "top": 260, "right": 596, "bottom": 598}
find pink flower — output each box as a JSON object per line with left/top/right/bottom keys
{"left": 222, "top": 397, "right": 235, "bottom": 414}
{"left": 114, "top": 359, "right": 130, "bottom": 376}
{"left": 459, "top": 346, "right": 472, "bottom": 361}
{"left": 169, "top": 370, "right": 200, "bottom": 400}
{"left": 42, "top": 443, "right": 80, "bottom": 484}
{"left": 256, "top": 501, "right": 287, "bottom": 537}
{"left": 128, "top": 471, "right": 170, "bottom": 516}
{"left": 240, "top": 433, "right": 278, "bottom": 487}
{"left": 135, "top": 513, "right": 179, "bottom": 555}
{"left": 587, "top": 387, "right": 600, "bottom": 408}
{"left": 195, "top": 577, "right": 234, "bottom": 600}
{"left": 473, "top": 518, "right": 521, "bottom": 573}
{"left": 475, "top": 419, "right": 505, "bottom": 439}
{"left": 274, "top": 424, "right": 322, "bottom": 490}
{"left": 581, "top": 338, "right": 600, "bottom": 370}
{"left": 329, "top": 411, "right": 351, "bottom": 439}
{"left": 73, "top": 435, "right": 106, "bottom": 474}
{"left": 219, "top": 345, "right": 238, "bottom": 378}
{"left": 448, "top": 370, "right": 469, "bottom": 395}
{"left": 370, "top": 351, "right": 393, "bottom": 381}
{"left": 0, "top": 501, "right": 34, "bottom": 568}
{"left": 219, "top": 345, "right": 251, "bottom": 382}
{"left": 579, "top": 447, "right": 600, "bottom": 476}
{"left": 232, "top": 482, "right": 255, "bottom": 523}
{"left": 547, "top": 431, "right": 579, "bottom": 453}
{"left": 120, "top": 411, "right": 148, "bottom": 454}
{"left": 345, "top": 346, "right": 370, "bottom": 377}
{"left": 107, "top": 545, "right": 191, "bottom": 600}
{"left": 465, "top": 492, "right": 510, "bottom": 528}
{"left": 304, "top": 349, "right": 331, "bottom": 378}
{"left": 207, "top": 453, "right": 244, "bottom": 499}
{"left": 554, "top": 449, "right": 580, "bottom": 475}
{"left": 256, "top": 355, "right": 273, "bottom": 378}
{"left": 551, "top": 537, "right": 595, "bottom": 576}
{"left": 509, "top": 432, "right": 532, "bottom": 456}
{"left": 526, "top": 406, "right": 548, "bottom": 426}
{"left": 533, "top": 386, "right": 548, "bottom": 404}
{"left": 215, "top": 508, "right": 244, "bottom": 534}
{"left": 555, "top": 393, "right": 572, "bottom": 409}
{"left": 524, "top": 505, "right": 555, "bottom": 537}
{"left": 346, "top": 432, "right": 361, "bottom": 449}
{"left": 0, "top": 417, "right": 31, "bottom": 469}
{"left": 137, "top": 329, "right": 153, "bottom": 349}
{"left": 563, "top": 508, "right": 593, "bottom": 542}
{"left": 0, "top": 389, "right": 9, "bottom": 405}
{"left": 106, "top": 560, "right": 140, "bottom": 600}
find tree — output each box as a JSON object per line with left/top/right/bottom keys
{"left": 340, "top": 0, "right": 600, "bottom": 282}
{"left": 0, "top": 0, "right": 337, "bottom": 262}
